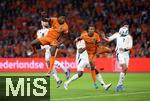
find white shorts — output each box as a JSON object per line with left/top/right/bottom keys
{"left": 117, "top": 52, "right": 130, "bottom": 67}
{"left": 43, "top": 45, "right": 51, "bottom": 61}
{"left": 77, "top": 59, "right": 90, "bottom": 71}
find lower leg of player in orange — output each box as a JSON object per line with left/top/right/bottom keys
{"left": 91, "top": 70, "right": 96, "bottom": 83}
{"left": 48, "top": 48, "right": 58, "bottom": 73}
{"left": 48, "top": 56, "right": 55, "bottom": 73}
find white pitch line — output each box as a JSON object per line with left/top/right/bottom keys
{"left": 51, "top": 91, "right": 150, "bottom": 101}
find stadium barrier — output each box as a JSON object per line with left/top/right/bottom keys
{"left": 0, "top": 58, "right": 149, "bottom": 72}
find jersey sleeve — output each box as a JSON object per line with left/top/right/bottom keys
{"left": 50, "top": 17, "right": 57, "bottom": 22}
{"left": 108, "top": 32, "right": 120, "bottom": 41}
{"left": 80, "top": 32, "right": 86, "bottom": 39}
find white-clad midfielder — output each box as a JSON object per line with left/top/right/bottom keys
{"left": 102, "top": 25, "right": 133, "bottom": 92}
{"left": 64, "top": 38, "right": 91, "bottom": 90}
{"left": 36, "top": 20, "right": 70, "bottom": 88}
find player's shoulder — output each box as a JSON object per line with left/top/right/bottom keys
{"left": 127, "top": 34, "right": 133, "bottom": 39}
{"left": 113, "top": 32, "right": 120, "bottom": 37}
{"left": 51, "top": 17, "right": 57, "bottom": 21}
{"left": 94, "top": 32, "right": 100, "bottom": 37}
{"left": 81, "top": 31, "right": 88, "bottom": 36}
{"left": 64, "top": 22, "right": 68, "bottom": 27}
{"left": 37, "top": 29, "right": 42, "bottom": 33}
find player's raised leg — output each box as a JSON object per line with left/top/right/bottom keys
{"left": 48, "top": 45, "right": 57, "bottom": 74}
{"left": 30, "top": 39, "right": 42, "bottom": 55}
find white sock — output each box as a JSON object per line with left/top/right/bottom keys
{"left": 54, "top": 61, "right": 67, "bottom": 73}
{"left": 66, "top": 74, "right": 79, "bottom": 85}
{"left": 96, "top": 73, "right": 106, "bottom": 87}
{"left": 117, "top": 72, "right": 125, "bottom": 86}
{"left": 52, "top": 69, "right": 60, "bottom": 82}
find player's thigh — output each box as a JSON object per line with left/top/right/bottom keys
{"left": 117, "top": 53, "right": 126, "bottom": 66}
{"left": 124, "top": 53, "right": 130, "bottom": 67}
{"left": 45, "top": 50, "right": 51, "bottom": 61}
{"left": 77, "top": 59, "right": 88, "bottom": 71}
{"left": 89, "top": 54, "right": 96, "bottom": 69}
{"left": 38, "top": 37, "right": 50, "bottom": 45}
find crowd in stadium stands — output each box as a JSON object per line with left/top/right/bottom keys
{"left": 0, "top": 0, "right": 149, "bottom": 58}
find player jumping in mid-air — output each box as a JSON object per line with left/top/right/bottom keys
{"left": 64, "top": 25, "right": 111, "bottom": 90}
{"left": 31, "top": 12, "right": 69, "bottom": 77}
{"left": 36, "top": 19, "right": 70, "bottom": 88}
{"left": 102, "top": 25, "right": 133, "bottom": 92}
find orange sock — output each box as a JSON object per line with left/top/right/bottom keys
{"left": 91, "top": 70, "right": 96, "bottom": 83}
{"left": 48, "top": 56, "right": 55, "bottom": 73}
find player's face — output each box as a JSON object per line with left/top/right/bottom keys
{"left": 41, "top": 21, "right": 49, "bottom": 28}
{"left": 88, "top": 27, "right": 95, "bottom": 37}
{"left": 58, "top": 16, "right": 65, "bottom": 25}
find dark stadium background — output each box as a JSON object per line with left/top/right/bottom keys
{"left": 0, "top": 0, "right": 149, "bottom": 58}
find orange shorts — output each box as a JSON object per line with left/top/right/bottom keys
{"left": 97, "top": 46, "right": 111, "bottom": 54}
{"left": 38, "top": 36, "right": 58, "bottom": 46}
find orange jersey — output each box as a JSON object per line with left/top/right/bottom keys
{"left": 46, "top": 17, "right": 68, "bottom": 39}
{"left": 80, "top": 31, "right": 101, "bottom": 55}
{"left": 38, "top": 17, "right": 68, "bottom": 46}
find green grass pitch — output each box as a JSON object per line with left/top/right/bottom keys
{"left": 0, "top": 73, "right": 150, "bottom": 101}
{"left": 50, "top": 73, "right": 150, "bottom": 101}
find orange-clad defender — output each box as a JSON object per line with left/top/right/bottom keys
{"left": 80, "top": 26, "right": 112, "bottom": 89}
{"left": 31, "top": 14, "right": 69, "bottom": 76}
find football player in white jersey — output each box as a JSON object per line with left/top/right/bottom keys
{"left": 64, "top": 38, "right": 91, "bottom": 90}
{"left": 36, "top": 20, "right": 70, "bottom": 88}
{"left": 102, "top": 25, "right": 133, "bottom": 92}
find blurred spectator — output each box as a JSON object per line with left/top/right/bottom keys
{"left": 0, "top": 0, "right": 149, "bottom": 58}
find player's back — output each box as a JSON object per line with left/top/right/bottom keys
{"left": 46, "top": 17, "right": 68, "bottom": 39}
{"left": 80, "top": 31, "right": 101, "bottom": 54}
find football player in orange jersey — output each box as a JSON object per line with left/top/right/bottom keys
{"left": 31, "top": 13, "right": 69, "bottom": 77}
{"left": 79, "top": 25, "right": 112, "bottom": 90}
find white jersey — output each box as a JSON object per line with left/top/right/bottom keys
{"left": 76, "top": 40, "right": 89, "bottom": 62}
{"left": 108, "top": 32, "right": 133, "bottom": 53}
{"left": 108, "top": 32, "right": 133, "bottom": 66}
{"left": 37, "top": 28, "right": 49, "bottom": 38}
{"left": 76, "top": 39, "right": 90, "bottom": 71}
{"left": 37, "top": 28, "right": 51, "bottom": 61}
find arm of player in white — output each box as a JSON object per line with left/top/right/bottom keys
{"left": 125, "top": 35, "right": 133, "bottom": 50}
{"left": 107, "top": 32, "right": 120, "bottom": 42}
{"left": 103, "top": 32, "right": 119, "bottom": 42}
